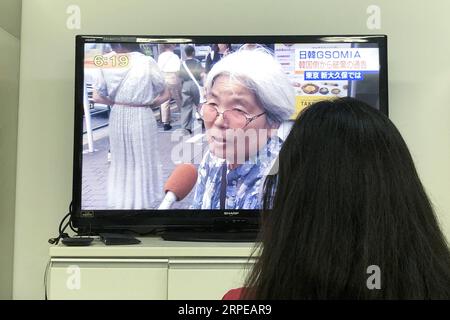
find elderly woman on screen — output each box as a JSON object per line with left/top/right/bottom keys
{"left": 191, "top": 48, "right": 296, "bottom": 210}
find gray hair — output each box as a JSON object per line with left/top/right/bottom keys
{"left": 204, "top": 47, "right": 296, "bottom": 126}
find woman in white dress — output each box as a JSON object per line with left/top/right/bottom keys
{"left": 93, "top": 43, "right": 169, "bottom": 209}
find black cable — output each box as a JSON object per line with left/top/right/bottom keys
{"left": 44, "top": 259, "right": 51, "bottom": 300}
{"left": 69, "top": 211, "right": 77, "bottom": 233}
{"left": 48, "top": 213, "right": 70, "bottom": 245}
{"left": 65, "top": 203, "right": 75, "bottom": 232}
{"left": 48, "top": 202, "right": 75, "bottom": 245}
{"left": 45, "top": 202, "right": 82, "bottom": 299}
{"left": 67, "top": 202, "right": 79, "bottom": 234}
{"left": 59, "top": 213, "right": 70, "bottom": 234}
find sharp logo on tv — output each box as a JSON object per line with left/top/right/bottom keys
{"left": 80, "top": 211, "right": 95, "bottom": 218}
{"left": 224, "top": 212, "right": 240, "bottom": 216}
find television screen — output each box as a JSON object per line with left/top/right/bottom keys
{"left": 72, "top": 35, "right": 387, "bottom": 233}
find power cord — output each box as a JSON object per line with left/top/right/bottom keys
{"left": 48, "top": 202, "right": 74, "bottom": 245}
{"left": 44, "top": 259, "right": 51, "bottom": 300}
{"left": 45, "top": 203, "right": 74, "bottom": 300}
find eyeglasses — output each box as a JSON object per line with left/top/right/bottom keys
{"left": 199, "top": 103, "right": 266, "bottom": 129}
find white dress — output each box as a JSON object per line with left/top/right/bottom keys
{"left": 94, "top": 51, "right": 165, "bottom": 209}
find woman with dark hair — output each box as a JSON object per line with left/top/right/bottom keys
{"left": 205, "top": 43, "right": 232, "bottom": 73}
{"left": 224, "top": 97, "right": 450, "bottom": 299}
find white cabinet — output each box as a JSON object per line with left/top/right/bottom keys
{"left": 167, "top": 258, "right": 255, "bottom": 300}
{"left": 48, "top": 237, "right": 256, "bottom": 300}
{"left": 49, "top": 258, "right": 168, "bottom": 300}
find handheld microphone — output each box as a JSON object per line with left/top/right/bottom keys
{"left": 159, "top": 164, "right": 198, "bottom": 209}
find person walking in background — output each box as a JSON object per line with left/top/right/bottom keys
{"left": 92, "top": 43, "right": 169, "bottom": 209}
{"left": 179, "top": 45, "right": 205, "bottom": 134}
{"left": 157, "top": 44, "right": 182, "bottom": 131}
{"left": 205, "top": 43, "right": 232, "bottom": 73}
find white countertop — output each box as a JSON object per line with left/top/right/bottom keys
{"left": 50, "top": 236, "right": 258, "bottom": 258}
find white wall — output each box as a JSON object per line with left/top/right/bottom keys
{"left": 0, "top": 0, "right": 22, "bottom": 38}
{"left": 13, "top": 0, "right": 450, "bottom": 299}
{"left": 0, "top": 27, "right": 20, "bottom": 299}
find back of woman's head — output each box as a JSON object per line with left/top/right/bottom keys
{"left": 245, "top": 97, "right": 450, "bottom": 299}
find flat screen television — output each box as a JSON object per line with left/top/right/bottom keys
{"left": 72, "top": 35, "right": 388, "bottom": 241}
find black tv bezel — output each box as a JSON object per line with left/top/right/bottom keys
{"left": 72, "top": 34, "right": 388, "bottom": 234}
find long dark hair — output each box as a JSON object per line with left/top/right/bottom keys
{"left": 244, "top": 97, "right": 450, "bottom": 299}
